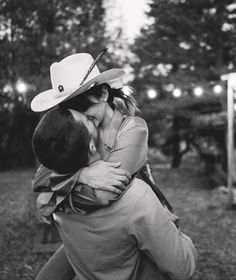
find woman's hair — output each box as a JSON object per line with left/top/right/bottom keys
{"left": 61, "top": 83, "right": 140, "bottom": 116}
{"left": 32, "top": 108, "right": 90, "bottom": 174}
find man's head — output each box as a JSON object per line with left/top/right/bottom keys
{"left": 32, "top": 107, "right": 99, "bottom": 174}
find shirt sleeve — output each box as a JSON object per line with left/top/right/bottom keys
{"left": 127, "top": 183, "right": 197, "bottom": 280}
{"left": 83, "top": 117, "right": 149, "bottom": 205}
{"left": 32, "top": 164, "right": 52, "bottom": 192}
{"left": 32, "top": 117, "right": 149, "bottom": 215}
{"left": 105, "top": 116, "right": 148, "bottom": 175}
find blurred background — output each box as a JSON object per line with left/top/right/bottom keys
{"left": 0, "top": 0, "right": 236, "bottom": 279}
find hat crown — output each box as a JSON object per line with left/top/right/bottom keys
{"left": 31, "top": 51, "right": 126, "bottom": 112}
{"left": 50, "top": 53, "right": 100, "bottom": 97}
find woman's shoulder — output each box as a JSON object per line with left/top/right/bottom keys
{"left": 120, "top": 115, "right": 148, "bottom": 132}
{"left": 124, "top": 115, "right": 147, "bottom": 127}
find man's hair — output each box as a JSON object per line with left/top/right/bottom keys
{"left": 32, "top": 108, "right": 90, "bottom": 174}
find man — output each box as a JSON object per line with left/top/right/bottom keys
{"left": 32, "top": 107, "right": 197, "bottom": 280}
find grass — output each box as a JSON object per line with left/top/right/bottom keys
{"left": 0, "top": 162, "right": 236, "bottom": 280}
{"left": 154, "top": 160, "right": 236, "bottom": 280}
{"left": 0, "top": 169, "right": 50, "bottom": 280}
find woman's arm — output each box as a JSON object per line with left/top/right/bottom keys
{"left": 71, "top": 117, "right": 149, "bottom": 205}
{"left": 78, "top": 116, "right": 148, "bottom": 187}
{"left": 34, "top": 117, "right": 149, "bottom": 212}
{"left": 105, "top": 116, "right": 148, "bottom": 174}
{"left": 77, "top": 161, "right": 130, "bottom": 194}
{"left": 32, "top": 117, "right": 147, "bottom": 195}
{"left": 32, "top": 164, "right": 53, "bottom": 192}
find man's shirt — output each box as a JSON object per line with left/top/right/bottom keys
{"left": 53, "top": 178, "right": 197, "bottom": 280}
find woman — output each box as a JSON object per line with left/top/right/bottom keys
{"left": 34, "top": 82, "right": 178, "bottom": 280}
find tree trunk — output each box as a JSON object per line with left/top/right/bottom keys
{"left": 171, "top": 116, "right": 182, "bottom": 168}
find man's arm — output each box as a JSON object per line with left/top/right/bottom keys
{"left": 127, "top": 180, "right": 197, "bottom": 280}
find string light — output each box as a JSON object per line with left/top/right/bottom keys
{"left": 173, "top": 88, "right": 182, "bottom": 98}
{"left": 147, "top": 88, "right": 157, "bottom": 99}
{"left": 213, "top": 84, "right": 223, "bottom": 94}
{"left": 16, "top": 79, "right": 28, "bottom": 94}
{"left": 193, "top": 86, "right": 203, "bottom": 97}
{"left": 3, "top": 84, "right": 13, "bottom": 93}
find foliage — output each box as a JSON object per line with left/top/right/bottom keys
{"left": 132, "top": 0, "right": 236, "bottom": 167}
{"left": 0, "top": 93, "right": 39, "bottom": 169}
{"left": 0, "top": 0, "right": 108, "bottom": 98}
{"left": 133, "top": 0, "right": 236, "bottom": 89}
{"left": 0, "top": 0, "right": 109, "bottom": 169}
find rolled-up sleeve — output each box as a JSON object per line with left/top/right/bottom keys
{"left": 127, "top": 183, "right": 197, "bottom": 280}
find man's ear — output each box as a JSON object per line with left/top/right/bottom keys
{"left": 89, "top": 140, "right": 97, "bottom": 154}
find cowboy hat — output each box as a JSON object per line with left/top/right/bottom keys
{"left": 31, "top": 52, "right": 126, "bottom": 112}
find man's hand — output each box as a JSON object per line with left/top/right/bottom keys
{"left": 78, "top": 161, "right": 131, "bottom": 194}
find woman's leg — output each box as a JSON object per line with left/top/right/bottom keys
{"left": 36, "top": 245, "right": 75, "bottom": 280}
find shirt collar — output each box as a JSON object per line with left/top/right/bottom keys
{"left": 103, "top": 108, "right": 125, "bottom": 149}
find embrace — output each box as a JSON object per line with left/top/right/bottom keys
{"left": 31, "top": 50, "right": 197, "bottom": 280}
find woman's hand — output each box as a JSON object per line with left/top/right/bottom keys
{"left": 78, "top": 161, "right": 131, "bottom": 194}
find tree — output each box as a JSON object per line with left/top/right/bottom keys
{"left": 131, "top": 0, "right": 236, "bottom": 168}
{"left": 0, "top": 0, "right": 109, "bottom": 169}
{"left": 133, "top": 0, "right": 236, "bottom": 91}
{"left": 0, "top": 0, "right": 108, "bottom": 98}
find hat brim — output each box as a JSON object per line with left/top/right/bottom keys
{"left": 31, "top": 69, "right": 125, "bottom": 112}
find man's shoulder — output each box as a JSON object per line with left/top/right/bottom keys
{"left": 124, "top": 178, "right": 156, "bottom": 207}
